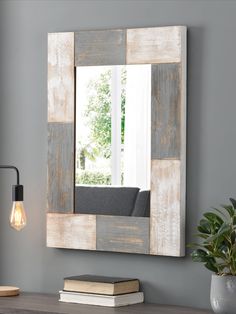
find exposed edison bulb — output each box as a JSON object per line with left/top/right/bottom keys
{"left": 9, "top": 201, "right": 27, "bottom": 231}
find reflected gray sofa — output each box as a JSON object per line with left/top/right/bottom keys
{"left": 75, "top": 186, "right": 150, "bottom": 217}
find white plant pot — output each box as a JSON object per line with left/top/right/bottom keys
{"left": 210, "top": 274, "right": 236, "bottom": 314}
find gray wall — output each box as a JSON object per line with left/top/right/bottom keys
{"left": 0, "top": 0, "right": 236, "bottom": 310}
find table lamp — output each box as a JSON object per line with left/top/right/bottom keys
{"left": 0, "top": 165, "right": 27, "bottom": 297}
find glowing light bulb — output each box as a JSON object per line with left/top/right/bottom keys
{"left": 9, "top": 201, "right": 27, "bottom": 231}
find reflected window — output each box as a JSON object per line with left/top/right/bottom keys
{"left": 76, "top": 65, "right": 151, "bottom": 190}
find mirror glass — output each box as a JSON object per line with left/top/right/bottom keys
{"left": 75, "top": 65, "right": 151, "bottom": 217}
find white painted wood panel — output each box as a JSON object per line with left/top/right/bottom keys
{"left": 127, "top": 26, "right": 185, "bottom": 64}
{"left": 150, "top": 160, "right": 184, "bottom": 256}
{"left": 47, "top": 213, "right": 96, "bottom": 250}
{"left": 48, "top": 32, "right": 74, "bottom": 122}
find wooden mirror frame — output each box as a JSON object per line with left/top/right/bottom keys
{"left": 47, "top": 26, "right": 187, "bottom": 256}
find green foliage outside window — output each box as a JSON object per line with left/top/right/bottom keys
{"left": 77, "top": 67, "right": 126, "bottom": 185}
{"left": 84, "top": 67, "right": 126, "bottom": 159}
{"left": 76, "top": 170, "right": 111, "bottom": 185}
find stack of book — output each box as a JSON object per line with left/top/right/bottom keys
{"left": 59, "top": 274, "right": 144, "bottom": 307}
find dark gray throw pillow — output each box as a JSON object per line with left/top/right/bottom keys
{"left": 75, "top": 186, "right": 140, "bottom": 216}
{"left": 132, "top": 190, "right": 150, "bottom": 217}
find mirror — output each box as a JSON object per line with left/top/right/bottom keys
{"left": 75, "top": 65, "right": 151, "bottom": 217}
{"left": 47, "top": 26, "right": 187, "bottom": 256}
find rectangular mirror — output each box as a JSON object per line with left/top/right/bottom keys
{"left": 47, "top": 26, "right": 187, "bottom": 256}
{"left": 75, "top": 64, "right": 151, "bottom": 217}
{"left": 76, "top": 65, "right": 151, "bottom": 188}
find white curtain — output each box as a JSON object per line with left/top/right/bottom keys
{"left": 123, "top": 65, "right": 151, "bottom": 190}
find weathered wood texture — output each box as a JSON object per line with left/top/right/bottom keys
{"left": 48, "top": 32, "right": 74, "bottom": 122}
{"left": 47, "top": 32, "right": 75, "bottom": 214}
{"left": 75, "top": 30, "right": 126, "bottom": 66}
{"left": 126, "top": 26, "right": 184, "bottom": 64}
{"left": 47, "top": 27, "right": 187, "bottom": 257}
{"left": 96, "top": 216, "right": 149, "bottom": 254}
{"left": 0, "top": 293, "right": 212, "bottom": 314}
{"left": 47, "top": 213, "right": 96, "bottom": 250}
{"left": 47, "top": 123, "right": 74, "bottom": 213}
{"left": 149, "top": 26, "right": 186, "bottom": 257}
{"left": 151, "top": 63, "right": 181, "bottom": 159}
{"left": 150, "top": 160, "right": 184, "bottom": 256}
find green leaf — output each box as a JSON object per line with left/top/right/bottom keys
{"left": 204, "top": 261, "right": 218, "bottom": 273}
{"left": 231, "top": 231, "right": 236, "bottom": 243}
{"left": 221, "top": 204, "right": 234, "bottom": 217}
{"left": 205, "top": 222, "right": 231, "bottom": 243}
{"left": 216, "top": 263, "right": 228, "bottom": 272}
{"left": 211, "top": 207, "right": 227, "bottom": 219}
{"left": 203, "top": 212, "right": 223, "bottom": 234}
{"left": 204, "top": 212, "right": 223, "bottom": 225}
{"left": 191, "top": 249, "right": 208, "bottom": 262}
{"left": 230, "top": 198, "right": 236, "bottom": 210}
{"left": 198, "top": 219, "right": 211, "bottom": 234}
{"left": 218, "top": 222, "right": 232, "bottom": 235}
{"left": 197, "top": 226, "right": 208, "bottom": 234}
{"left": 190, "top": 200, "right": 236, "bottom": 275}
{"left": 187, "top": 243, "right": 206, "bottom": 249}
{"left": 218, "top": 244, "right": 229, "bottom": 256}
{"left": 193, "top": 233, "right": 209, "bottom": 239}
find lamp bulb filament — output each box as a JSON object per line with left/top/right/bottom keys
{"left": 9, "top": 201, "right": 27, "bottom": 231}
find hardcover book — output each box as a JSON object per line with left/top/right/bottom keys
{"left": 63, "top": 275, "right": 140, "bottom": 295}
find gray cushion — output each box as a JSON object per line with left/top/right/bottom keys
{"left": 75, "top": 186, "right": 140, "bottom": 216}
{"left": 132, "top": 190, "right": 150, "bottom": 217}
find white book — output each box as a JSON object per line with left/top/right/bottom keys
{"left": 59, "top": 290, "right": 144, "bottom": 307}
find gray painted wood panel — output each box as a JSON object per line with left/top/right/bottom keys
{"left": 97, "top": 216, "right": 150, "bottom": 254}
{"left": 75, "top": 30, "right": 126, "bottom": 66}
{"left": 151, "top": 63, "right": 181, "bottom": 159}
{"left": 47, "top": 123, "right": 74, "bottom": 213}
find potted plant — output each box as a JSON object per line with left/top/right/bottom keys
{"left": 190, "top": 198, "right": 236, "bottom": 314}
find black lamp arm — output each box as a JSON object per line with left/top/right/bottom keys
{"left": 0, "top": 165, "right": 23, "bottom": 201}
{"left": 0, "top": 165, "right": 24, "bottom": 202}
{"left": 0, "top": 165, "right": 20, "bottom": 185}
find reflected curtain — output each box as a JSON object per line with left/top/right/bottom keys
{"left": 123, "top": 65, "right": 151, "bottom": 190}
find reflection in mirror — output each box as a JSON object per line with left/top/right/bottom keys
{"left": 75, "top": 65, "right": 151, "bottom": 217}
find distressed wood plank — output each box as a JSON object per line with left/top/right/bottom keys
{"left": 47, "top": 123, "right": 74, "bottom": 213}
{"left": 47, "top": 213, "right": 96, "bottom": 250}
{"left": 150, "top": 160, "right": 184, "bottom": 256}
{"left": 48, "top": 32, "right": 74, "bottom": 122}
{"left": 151, "top": 63, "right": 181, "bottom": 159}
{"left": 97, "top": 216, "right": 149, "bottom": 254}
{"left": 127, "top": 26, "right": 184, "bottom": 64}
{"left": 75, "top": 30, "right": 126, "bottom": 66}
